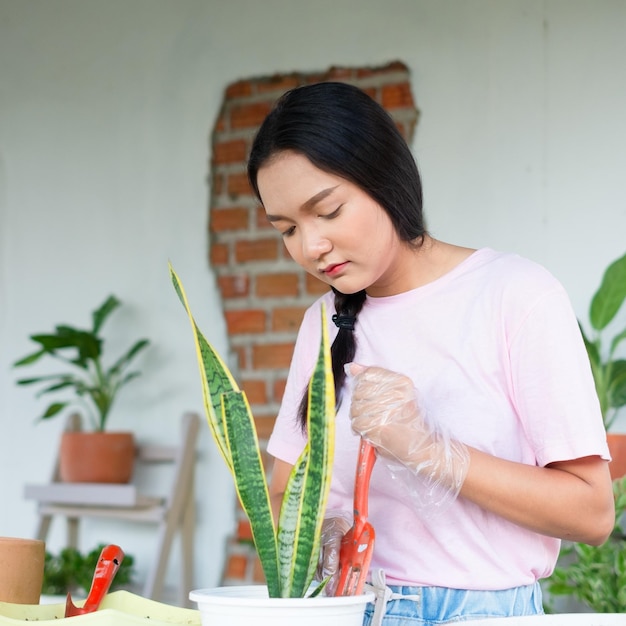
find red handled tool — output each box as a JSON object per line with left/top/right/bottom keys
{"left": 65, "top": 544, "right": 124, "bottom": 617}
{"left": 334, "top": 439, "right": 377, "bottom": 596}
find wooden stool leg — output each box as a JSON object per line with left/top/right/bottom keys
{"left": 67, "top": 517, "right": 79, "bottom": 548}
{"left": 180, "top": 493, "right": 195, "bottom": 607}
{"left": 35, "top": 513, "right": 53, "bottom": 543}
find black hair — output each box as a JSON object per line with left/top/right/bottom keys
{"left": 247, "top": 81, "right": 426, "bottom": 430}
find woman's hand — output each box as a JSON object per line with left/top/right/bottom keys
{"left": 316, "top": 513, "right": 352, "bottom": 596}
{"left": 348, "top": 364, "right": 469, "bottom": 499}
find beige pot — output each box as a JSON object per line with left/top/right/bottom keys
{"left": 0, "top": 590, "right": 201, "bottom": 624}
{"left": 0, "top": 537, "right": 45, "bottom": 604}
{"left": 59, "top": 431, "right": 136, "bottom": 483}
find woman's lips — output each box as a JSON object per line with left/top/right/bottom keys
{"left": 322, "top": 262, "right": 349, "bottom": 277}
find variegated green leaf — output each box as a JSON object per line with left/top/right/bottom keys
{"left": 277, "top": 451, "right": 308, "bottom": 596}
{"left": 170, "top": 264, "right": 238, "bottom": 469}
{"left": 221, "top": 391, "right": 280, "bottom": 596}
{"left": 172, "top": 266, "right": 335, "bottom": 599}
{"left": 277, "top": 303, "right": 335, "bottom": 597}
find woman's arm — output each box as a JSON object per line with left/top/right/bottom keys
{"left": 349, "top": 364, "right": 615, "bottom": 546}
{"left": 462, "top": 450, "right": 614, "bottom": 545}
{"left": 269, "top": 458, "right": 294, "bottom": 525}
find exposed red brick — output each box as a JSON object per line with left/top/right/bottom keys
{"left": 213, "top": 139, "right": 247, "bottom": 164}
{"left": 362, "top": 86, "right": 378, "bottom": 101}
{"left": 214, "top": 113, "right": 227, "bottom": 133}
{"left": 271, "top": 306, "right": 307, "bottom": 332}
{"left": 326, "top": 66, "right": 355, "bottom": 80}
{"left": 217, "top": 274, "right": 250, "bottom": 298}
{"left": 211, "top": 207, "right": 250, "bottom": 233}
{"left": 232, "top": 345, "right": 247, "bottom": 370}
{"left": 213, "top": 63, "right": 418, "bottom": 587}
{"left": 252, "top": 343, "right": 295, "bottom": 369}
{"left": 226, "top": 80, "right": 253, "bottom": 99}
{"left": 381, "top": 82, "right": 414, "bottom": 109}
{"left": 227, "top": 171, "right": 253, "bottom": 197}
{"left": 305, "top": 273, "right": 330, "bottom": 295}
{"left": 212, "top": 172, "right": 224, "bottom": 195}
{"left": 356, "top": 61, "right": 408, "bottom": 78}
{"left": 241, "top": 379, "right": 267, "bottom": 404}
{"left": 235, "top": 239, "right": 278, "bottom": 263}
{"left": 210, "top": 242, "right": 229, "bottom": 266}
{"left": 257, "top": 75, "right": 300, "bottom": 93}
{"left": 225, "top": 309, "right": 266, "bottom": 334}
{"left": 230, "top": 102, "right": 272, "bottom": 129}
{"left": 254, "top": 414, "right": 277, "bottom": 440}
{"left": 305, "top": 72, "right": 325, "bottom": 85}
{"left": 256, "top": 206, "right": 273, "bottom": 229}
{"left": 272, "top": 378, "right": 287, "bottom": 402}
{"left": 256, "top": 273, "right": 299, "bottom": 297}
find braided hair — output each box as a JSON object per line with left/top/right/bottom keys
{"left": 247, "top": 82, "right": 426, "bottom": 430}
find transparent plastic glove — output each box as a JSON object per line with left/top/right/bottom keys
{"left": 348, "top": 364, "right": 470, "bottom": 512}
{"left": 316, "top": 511, "right": 352, "bottom": 596}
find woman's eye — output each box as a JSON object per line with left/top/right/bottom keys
{"left": 281, "top": 225, "right": 296, "bottom": 237}
{"left": 322, "top": 205, "right": 343, "bottom": 219}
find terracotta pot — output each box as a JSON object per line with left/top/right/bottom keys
{"left": 59, "top": 431, "right": 136, "bottom": 483}
{"left": 0, "top": 537, "right": 45, "bottom": 604}
{"left": 607, "top": 433, "right": 626, "bottom": 480}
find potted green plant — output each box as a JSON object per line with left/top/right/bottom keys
{"left": 544, "top": 476, "right": 626, "bottom": 613}
{"left": 578, "top": 251, "right": 626, "bottom": 478}
{"left": 170, "top": 265, "right": 373, "bottom": 626}
{"left": 13, "top": 295, "right": 150, "bottom": 483}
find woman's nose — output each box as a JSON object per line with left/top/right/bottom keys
{"left": 302, "top": 228, "right": 332, "bottom": 261}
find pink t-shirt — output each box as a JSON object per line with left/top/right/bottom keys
{"left": 267, "top": 248, "right": 609, "bottom": 590}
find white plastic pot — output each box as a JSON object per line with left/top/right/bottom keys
{"left": 189, "top": 585, "right": 375, "bottom": 626}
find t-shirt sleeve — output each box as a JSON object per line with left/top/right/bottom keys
{"left": 508, "top": 281, "right": 610, "bottom": 466}
{"left": 266, "top": 294, "right": 334, "bottom": 464}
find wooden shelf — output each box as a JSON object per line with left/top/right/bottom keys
{"left": 24, "top": 483, "right": 140, "bottom": 507}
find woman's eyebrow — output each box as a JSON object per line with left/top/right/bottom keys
{"left": 266, "top": 185, "right": 339, "bottom": 222}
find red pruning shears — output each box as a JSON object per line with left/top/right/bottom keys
{"left": 334, "top": 439, "right": 377, "bottom": 596}
{"left": 65, "top": 544, "right": 124, "bottom": 617}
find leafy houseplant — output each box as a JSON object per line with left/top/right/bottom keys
{"left": 43, "top": 544, "right": 135, "bottom": 596}
{"left": 13, "top": 295, "right": 150, "bottom": 432}
{"left": 545, "top": 477, "right": 626, "bottom": 612}
{"left": 543, "top": 253, "right": 626, "bottom": 613}
{"left": 171, "top": 265, "right": 335, "bottom": 598}
{"left": 579, "top": 251, "right": 626, "bottom": 431}
{"left": 13, "top": 295, "right": 150, "bottom": 483}
{"left": 578, "top": 251, "right": 626, "bottom": 480}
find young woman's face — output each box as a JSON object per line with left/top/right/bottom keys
{"left": 256, "top": 151, "right": 411, "bottom": 297}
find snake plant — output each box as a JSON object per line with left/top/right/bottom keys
{"left": 170, "top": 264, "right": 335, "bottom": 598}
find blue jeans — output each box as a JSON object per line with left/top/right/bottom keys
{"left": 363, "top": 582, "right": 544, "bottom": 625}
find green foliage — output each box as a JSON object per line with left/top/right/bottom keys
{"left": 13, "top": 295, "right": 150, "bottom": 431}
{"left": 171, "top": 264, "right": 335, "bottom": 598}
{"left": 545, "top": 477, "right": 626, "bottom": 612}
{"left": 42, "top": 545, "right": 135, "bottom": 596}
{"left": 579, "top": 251, "right": 626, "bottom": 430}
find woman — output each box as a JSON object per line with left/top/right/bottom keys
{"left": 247, "top": 82, "right": 613, "bottom": 625}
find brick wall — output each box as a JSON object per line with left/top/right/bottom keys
{"left": 209, "top": 60, "right": 419, "bottom": 585}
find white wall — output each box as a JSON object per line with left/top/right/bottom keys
{"left": 1, "top": 0, "right": 625, "bottom": 599}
